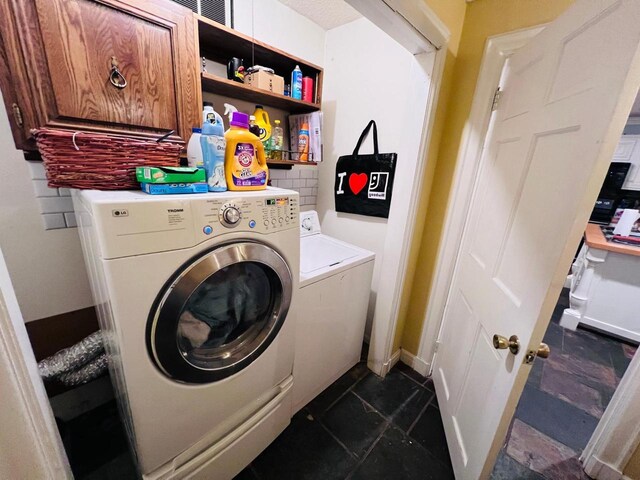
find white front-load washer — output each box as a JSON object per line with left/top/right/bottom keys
{"left": 72, "top": 188, "right": 299, "bottom": 480}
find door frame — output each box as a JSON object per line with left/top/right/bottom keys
{"left": 0, "top": 247, "right": 71, "bottom": 479}
{"left": 346, "top": 0, "right": 451, "bottom": 376}
{"left": 582, "top": 349, "right": 640, "bottom": 480}
{"left": 415, "top": 25, "right": 545, "bottom": 375}
{"left": 418, "top": 22, "right": 640, "bottom": 479}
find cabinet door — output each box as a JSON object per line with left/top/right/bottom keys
{"left": 615, "top": 135, "right": 640, "bottom": 190}
{"left": 0, "top": 0, "right": 200, "bottom": 149}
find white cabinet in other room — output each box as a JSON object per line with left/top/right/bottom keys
{"left": 613, "top": 134, "right": 640, "bottom": 190}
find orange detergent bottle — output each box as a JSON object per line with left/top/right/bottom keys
{"left": 224, "top": 112, "right": 269, "bottom": 190}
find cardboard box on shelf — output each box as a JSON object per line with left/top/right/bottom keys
{"left": 245, "top": 71, "right": 285, "bottom": 95}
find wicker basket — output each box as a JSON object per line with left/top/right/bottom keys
{"left": 32, "top": 128, "right": 183, "bottom": 190}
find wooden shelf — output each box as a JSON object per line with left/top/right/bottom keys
{"left": 196, "top": 14, "right": 323, "bottom": 107}
{"left": 196, "top": 14, "right": 322, "bottom": 78}
{"left": 267, "top": 159, "right": 317, "bottom": 169}
{"left": 201, "top": 73, "right": 320, "bottom": 113}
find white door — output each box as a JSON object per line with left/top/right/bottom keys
{"left": 433, "top": 1, "right": 640, "bottom": 478}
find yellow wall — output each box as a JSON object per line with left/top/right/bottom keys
{"left": 392, "top": 0, "right": 467, "bottom": 352}
{"left": 626, "top": 443, "right": 640, "bottom": 479}
{"left": 397, "top": 0, "right": 576, "bottom": 354}
{"left": 424, "top": 0, "right": 467, "bottom": 56}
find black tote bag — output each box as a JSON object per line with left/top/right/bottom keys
{"left": 334, "top": 120, "right": 397, "bottom": 218}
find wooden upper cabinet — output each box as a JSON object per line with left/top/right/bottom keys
{"left": 0, "top": 0, "right": 201, "bottom": 150}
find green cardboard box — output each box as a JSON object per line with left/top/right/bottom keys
{"left": 135, "top": 166, "right": 205, "bottom": 184}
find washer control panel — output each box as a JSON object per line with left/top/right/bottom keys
{"left": 261, "top": 196, "right": 297, "bottom": 231}
{"left": 192, "top": 194, "right": 299, "bottom": 236}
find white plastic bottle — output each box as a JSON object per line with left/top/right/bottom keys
{"left": 187, "top": 127, "right": 203, "bottom": 168}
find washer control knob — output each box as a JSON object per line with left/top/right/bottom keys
{"left": 220, "top": 206, "right": 241, "bottom": 227}
{"left": 279, "top": 217, "right": 283, "bottom": 223}
{"left": 302, "top": 218, "right": 312, "bottom": 231}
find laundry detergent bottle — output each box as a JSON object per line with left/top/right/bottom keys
{"left": 200, "top": 107, "right": 227, "bottom": 192}
{"left": 225, "top": 112, "right": 268, "bottom": 190}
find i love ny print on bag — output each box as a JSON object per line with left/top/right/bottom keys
{"left": 334, "top": 120, "right": 397, "bottom": 218}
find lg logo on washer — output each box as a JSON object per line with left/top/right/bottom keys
{"left": 335, "top": 171, "right": 389, "bottom": 200}
{"left": 111, "top": 209, "right": 129, "bottom": 217}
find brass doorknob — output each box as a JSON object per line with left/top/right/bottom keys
{"left": 536, "top": 343, "right": 550, "bottom": 359}
{"left": 493, "top": 334, "right": 520, "bottom": 355}
{"left": 525, "top": 343, "right": 551, "bottom": 364}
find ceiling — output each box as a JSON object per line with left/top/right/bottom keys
{"left": 276, "top": 0, "right": 362, "bottom": 30}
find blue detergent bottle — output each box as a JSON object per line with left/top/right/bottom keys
{"left": 200, "top": 107, "right": 227, "bottom": 192}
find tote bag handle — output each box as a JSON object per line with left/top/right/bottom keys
{"left": 352, "top": 120, "right": 379, "bottom": 156}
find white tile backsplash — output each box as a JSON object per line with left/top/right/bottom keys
{"left": 30, "top": 161, "right": 321, "bottom": 229}
{"left": 42, "top": 213, "right": 66, "bottom": 230}
{"left": 28, "top": 161, "right": 47, "bottom": 180}
{"left": 28, "top": 161, "right": 76, "bottom": 230}
{"left": 270, "top": 165, "right": 319, "bottom": 208}
{"left": 64, "top": 212, "right": 77, "bottom": 228}
{"left": 39, "top": 196, "right": 74, "bottom": 215}
{"left": 33, "top": 179, "right": 59, "bottom": 197}
{"left": 269, "top": 169, "right": 287, "bottom": 180}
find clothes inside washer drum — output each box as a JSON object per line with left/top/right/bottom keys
{"left": 177, "top": 263, "right": 272, "bottom": 352}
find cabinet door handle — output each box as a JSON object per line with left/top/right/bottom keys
{"left": 11, "top": 103, "right": 23, "bottom": 126}
{"left": 109, "top": 56, "right": 127, "bottom": 89}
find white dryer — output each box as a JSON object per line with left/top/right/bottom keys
{"left": 293, "top": 211, "right": 374, "bottom": 413}
{"left": 72, "top": 188, "right": 299, "bottom": 479}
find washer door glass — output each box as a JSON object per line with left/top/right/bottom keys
{"left": 148, "top": 242, "right": 292, "bottom": 384}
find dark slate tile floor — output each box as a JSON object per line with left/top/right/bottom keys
{"left": 62, "top": 287, "right": 637, "bottom": 480}
{"left": 491, "top": 288, "right": 638, "bottom": 480}
{"left": 65, "top": 355, "right": 451, "bottom": 480}
{"left": 239, "top": 361, "right": 453, "bottom": 480}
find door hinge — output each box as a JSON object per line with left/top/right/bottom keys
{"left": 434, "top": 340, "right": 441, "bottom": 354}
{"left": 491, "top": 87, "right": 502, "bottom": 112}
{"left": 11, "top": 103, "right": 23, "bottom": 127}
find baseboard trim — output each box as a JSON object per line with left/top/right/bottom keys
{"left": 583, "top": 455, "right": 623, "bottom": 480}
{"left": 379, "top": 349, "right": 402, "bottom": 377}
{"left": 400, "top": 349, "right": 431, "bottom": 377}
